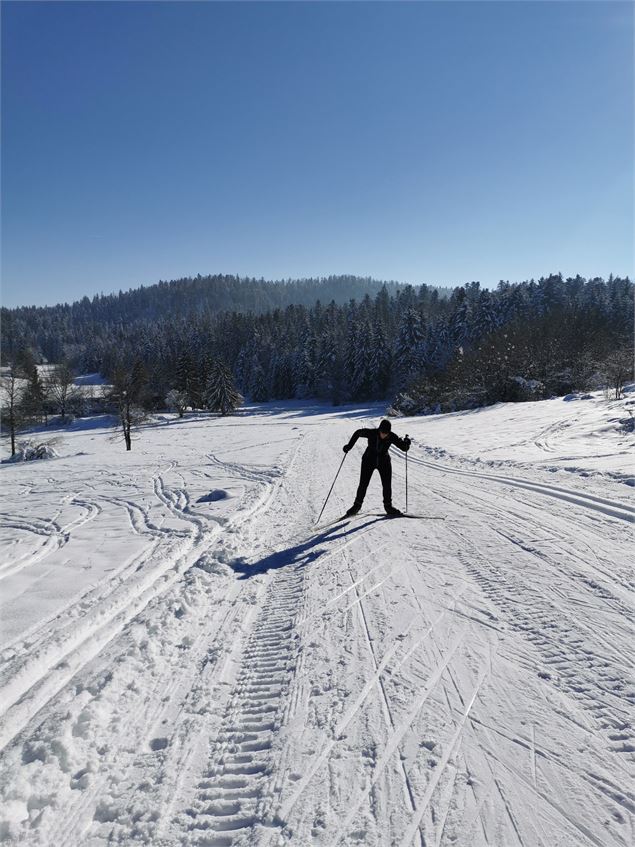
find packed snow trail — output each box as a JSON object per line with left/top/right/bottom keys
{"left": 0, "top": 396, "right": 632, "bottom": 846}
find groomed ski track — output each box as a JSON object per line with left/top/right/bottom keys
{"left": 0, "top": 402, "right": 632, "bottom": 846}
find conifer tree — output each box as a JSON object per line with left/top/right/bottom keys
{"left": 369, "top": 321, "right": 391, "bottom": 397}
{"left": 394, "top": 307, "right": 425, "bottom": 387}
{"left": 205, "top": 361, "right": 243, "bottom": 415}
{"left": 249, "top": 359, "right": 268, "bottom": 402}
{"left": 351, "top": 319, "right": 374, "bottom": 399}
{"left": 22, "top": 365, "right": 46, "bottom": 424}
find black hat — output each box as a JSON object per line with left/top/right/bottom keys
{"left": 379, "top": 419, "right": 392, "bottom": 433}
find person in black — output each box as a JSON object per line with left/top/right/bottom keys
{"left": 343, "top": 419, "right": 411, "bottom": 516}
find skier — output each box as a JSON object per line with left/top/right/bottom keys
{"left": 343, "top": 419, "right": 411, "bottom": 517}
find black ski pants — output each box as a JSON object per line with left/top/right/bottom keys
{"left": 354, "top": 456, "right": 392, "bottom": 509}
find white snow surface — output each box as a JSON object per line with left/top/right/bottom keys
{"left": 0, "top": 391, "right": 633, "bottom": 846}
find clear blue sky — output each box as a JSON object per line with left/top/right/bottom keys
{"left": 2, "top": 1, "right": 633, "bottom": 308}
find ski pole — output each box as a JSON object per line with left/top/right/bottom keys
{"left": 405, "top": 434, "right": 409, "bottom": 514}
{"left": 316, "top": 453, "right": 347, "bottom": 525}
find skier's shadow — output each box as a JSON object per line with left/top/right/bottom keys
{"left": 231, "top": 517, "right": 383, "bottom": 579}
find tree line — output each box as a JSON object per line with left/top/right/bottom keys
{"left": 3, "top": 273, "right": 451, "bottom": 366}
{"left": 1, "top": 273, "right": 632, "bottom": 453}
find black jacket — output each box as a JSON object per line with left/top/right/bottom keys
{"left": 346, "top": 428, "right": 409, "bottom": 466}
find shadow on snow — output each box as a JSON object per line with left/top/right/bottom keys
{"left": 231, "top": 516, "right": 383, "bottom": 580}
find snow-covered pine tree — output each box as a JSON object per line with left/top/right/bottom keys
{"left": 351, "top": 319, "right": 374, "bottom": 399}
{"left": 368, "top": 321, "right": 391, "bottom": 397}
{"left": 394, "top": 306, "right": 425, "bottom": 388}
{"left": 448, "top": 288, "right": 470, "bottom": 348}
{"left": 175, "top": 351, "right": 196, "bottom": 409}
{"left": 249, "top": 362, "right": 268, "bottom": 402}
{"left": 205, "top": 361, "right": 243, "bottom": 415}
{"left": 22, "top": 365, "right": 46, "bottom": 424}
{"left": 199, "top": 352, "right": 215, "bottom": 398}
{"left": 234, "top": 346, "right": 250, "bottom": 393}
{"left": 292, "top": 345, "right": 313, "bottom": 399}
{"left": 426, "top": 319, "right": 451, "bottom": 371}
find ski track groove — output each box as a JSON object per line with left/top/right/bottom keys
{"left": 343, "top": 548, "right": 424, "bottom": 844}
{"left": 396, "top": 458, "right": 634, "bottom": 758}
{"left": 446, "top": 522, "right": 634, "bottom": 760}
{"left": 398, "top": 673, "right": 487, "bottom": 847}
{"left": 171, "top": 504, "right": 379, "bottom": 844}
{"left": 476, "top": 733, "right": 620, "bottom": 847}
{"left": 52, "top": 580, "right": 249, "bottom": 847}
{"left": 336, "top": 638, "right": 465, "bottom": 843}
{"left": 0, "top": 498, "right": 102, "bottom": 581}
{"left": 175, "top": 565, "right": 307, "bottom": 845}
{"left": 408, "top": 455, "right": 634, "bottom": 523}
{"left": 399, "top": 458, "right": 632, "bottom": 598}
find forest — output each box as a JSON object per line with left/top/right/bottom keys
{"left": 1, "top": 273, "right": 633, "bottom": 430}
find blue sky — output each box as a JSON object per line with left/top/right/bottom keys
{"left": 2, "top": 1, "right": 633, "bottom": 308}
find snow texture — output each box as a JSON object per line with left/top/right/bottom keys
{"left": 0, "top": 389, "right": 633, "bottom": 846}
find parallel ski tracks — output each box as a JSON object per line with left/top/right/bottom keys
{"left": 446, "top": 522, "right": 635, "bottom": 761}
{"left": 49, "top": 576, "right": 249, "bottom": 847}
{"left": 343, "top": 552, "right": 423, "bottom": 845}
{"left": 402, "top": 459, "right": 633, "bottom": 605}
{"left": 407, "top": 454, "right": 634, "bottom": 523}
{"left": 0, "top": 441, "right": 305, "bottom": 755}
{"left": 276, "top": 565, "right": 471, "bottom": 844}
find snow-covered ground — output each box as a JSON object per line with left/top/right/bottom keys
{"left": 0, "top": 390, "right": 633, "bottom": 846}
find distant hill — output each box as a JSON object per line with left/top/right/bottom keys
{"left": 1, "top": 273, "right": 452, "bottom": 362}
{"left": 6, "top": 273, "right": 453, "bottom": 321}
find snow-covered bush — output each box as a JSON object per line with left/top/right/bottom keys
{"left": 601, "top": 349, "right": 633, "bottom": 400}
{"left": 6, "top": 439, "right": 60, "bottom": 462}
{"left": 506, "top": 376, "right": 545, "bottom": 402}
{"left": 388, "top": 392, "right": 419, "bottom": 416}
{"left": 166, "top": 389, "right": 189, "bottom": 418}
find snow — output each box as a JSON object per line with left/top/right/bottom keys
{"left": 73, "top": 373, "right": 109, "bottom": 386}
{"left": 0, "top": 390, "right": 633, "bottom": 846}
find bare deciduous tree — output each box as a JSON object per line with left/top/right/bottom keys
{"left": 46, "top": 362, "right": 79, "bottom": 419}
{"left": 109, "top": 360, "right": 149, "bottom": 451}
{"left": 603, "top": 349, "right": 634, "bottom": 400}
{"left": 0, "top": 366, "right": 28, "bottom": 456}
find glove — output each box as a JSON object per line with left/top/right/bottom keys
{"left": 403, "top": 437, "right": 411, "bottom": 452}
{"left": 343, "top": 444, "right": 351, "bottom": 453}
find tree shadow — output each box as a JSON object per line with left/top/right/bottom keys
{"left": 231, "top": 516, "right": 383, "bottom": 579}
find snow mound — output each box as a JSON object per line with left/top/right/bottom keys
{"left": 196, "top": 489, "right": 230, "bottom": 503}
{"left": 563, "top": 392, "right": 593, "bottom": 401}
